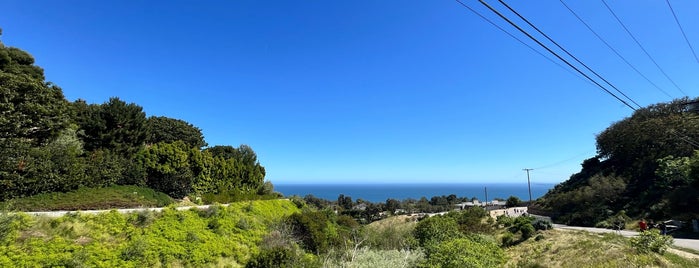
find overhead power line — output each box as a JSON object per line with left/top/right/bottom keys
{"left": 665, "top": 0, "right": 699, "bottom": 65}
{"left": 601, "top": 0, "right": 687, "bottom": 96}
{"left": 472, "top": 0, "right": 637, "bottom": 111}
{"left": 558, "top": 0, "right": 674, "bottom": 99}
{"left": 453, "top": 0, "right": 576, "bottom": 77}
{"left": 496, "top": 0, "right": 641, "bottom": 109}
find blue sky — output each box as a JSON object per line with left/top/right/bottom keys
{"left": 2, "top": 0, "right": 698, "bottom": 184}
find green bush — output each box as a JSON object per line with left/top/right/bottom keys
{"left": 414, "top": 215, "right": 462, "bottom": 249}
{"left": 630, "top": 229, "right": 673, "bottom": 254}
{"left": 501, "top": 233, "right": 515, "bottom": 247}
{"left": 532, "top": 219, "right": 552, "bottom": 231}
{"left": 0, "top": 199, "right": 300, "bottom": 267}
{"left": 520, "top": 224, "right": 536, "bottom": 240}
{"left": 420, "top": 237, "right": 506, "bottom": 268}
{"left": 0, "top": 212, "right": 31, "bottom": 245}
{"left": 496, "top": 215, "right": 514, "bottom": 227}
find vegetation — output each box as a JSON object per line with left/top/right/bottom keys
{"left": 0, "top": 199, "right": 299, "bottom": 267}
{"left": 504, "top": 229, "right": 698, "bottom": 267}
{"left": 0, "top": 31, "right": 269, "bottom": 203}
{"left": 631, "top": 229, "right": 674, "bottom": 254}
{"left": 0, "top": 185, "right": 172, "bottom": 211}
{"left": 536, "top": 98, "right": 699, "bottom": 226}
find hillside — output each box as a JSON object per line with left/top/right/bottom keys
{"left": 534, "top": 98, "right": 699, "bottom": 226}
{"left": 505, "top": 229, "right": 699, "bottom": 267}
{"left": 0, "top": 199, "right": 299, "bottom": 267}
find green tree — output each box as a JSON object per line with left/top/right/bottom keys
{"left": 145, "top": 116, "right": 207, "bottom": 148}
{"left": 0, "top": 33, "right": 69, "bottom": 145}
{"left": 73, "top": 97, "right": 146, "bottom": 156}
{"left": 505, "top": 196, "right": 521, "bottom": 207}
{"left": 135, "top": 141, "right": 193, "bottom": 198}
{"left": 205, "top": 145, "right": 266, "bottom": 192}
{"left": 1, "top": 127, "right": 86, "bottom": 199}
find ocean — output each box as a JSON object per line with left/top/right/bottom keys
{"left": 274, "top": 182, "right": 557, "bottom": 203}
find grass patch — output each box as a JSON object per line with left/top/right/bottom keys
{"left": 505, "top": 229, "right": 696, "bottom": 267}
{"left": 1, "top": 185, "right": 173, "bottom": 211}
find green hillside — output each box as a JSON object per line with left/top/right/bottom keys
{"left": 0, "top": 199, "right": 299, "bottom": 267}
{"left": 534, "top": 98, "right": 699, "bottom": 226}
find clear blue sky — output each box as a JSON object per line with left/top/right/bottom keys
{"left": 2, "top": 1, "right": 698, "bottom": 184}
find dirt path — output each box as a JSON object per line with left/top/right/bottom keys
{"left": 19, "top": 204, "right": 225, "bottom": 218}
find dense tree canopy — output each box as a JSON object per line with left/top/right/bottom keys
{"left": 0, "top": 35, "right": 69, "bottom": 145}
{"left": 537, "top": 97, "right": 699, "bottom": 225}
{"left": 145, "top": 116, "right": 207, "bottom": 148}
{"left": 0, "top": 32, "right": 268, "bottom": 202}
{"left": 73, "top": 97, "right": 147, "bottom": 156}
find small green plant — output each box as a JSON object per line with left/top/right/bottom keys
{"left": 630, "top": 229, "right": 673, "bottom": 254}
{"left": 532, "top": 219, "right": 552, "bottom": 231}
{"left": 501, "top": 233, "right": 515, "bottom": 247}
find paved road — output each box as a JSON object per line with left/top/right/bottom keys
{"left": 554, "top": 224, "right": 699, "bottom": 252}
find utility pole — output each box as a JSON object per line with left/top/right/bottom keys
{"left": 484, "top": 187, "right": 488, "bottom": 207}
{"left": 523, "top": 168, "right": 533, "bottom": 205}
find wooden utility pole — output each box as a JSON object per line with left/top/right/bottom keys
{"left": 523, "top": 168, "right": 533, "bottom": 205}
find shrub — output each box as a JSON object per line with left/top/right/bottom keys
{"left": 501, "top": 233, "right": 515, "bottom": 247}
{"left": 496, "top": 215, "right": 514, "bottom": 227}
{"left": 520, "top": 224, "right": 535, "bottom": 240}
{"left": 246, "top": 246, "right": 320, "bottom": 268}
{"left": 414, "top": 215, "right": 462, "bottom": 249}
{"left": 532, "top": 219, "right": 552, "bottom": 231}
{"left": 421, "top": 237, "right": 506, "bottom": 268}
{"left": 0, "top": 212, "right": 31, "bottom": 244}
{"left": 630, "top": 229, "right": 673, "bottom": 254}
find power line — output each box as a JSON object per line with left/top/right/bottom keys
{"left": 665, "top": 0, "right": 699, "bottom": 65}
{"left": 558, "top": 0, "right": 674, "bottom": 99}
{"left": 601, "top": 0, "right": 688, "bottom": 96}
{"left": 532, "top": 150, "right": 594, "bottom": 170}
{"left": 452, "top": 0, "right": 581, "bottom": 81}
{"left": 496, "top": 0, "right": 641, "bottom": 109}
{"left": 473, "top": 0, "right": 637, "bottom": 111}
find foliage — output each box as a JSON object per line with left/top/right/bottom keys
{"left": 538, "top": 98, "right": 699, "bottom": 224}
{"left": 324, "top": 248, "right": 424, "bottom": 268}
{"left": 0, "top": 199, "right": 299, "bottom": 267}
{"left": 447, "top": 207, "right": 492, "bottom": 234}
{"left": 287, "top": 210, "right": 346, "bottom": 254}
{"left": 73, "top": 97, "right": 147, "bottom": 156}
{"left": 413, "top": 215, "right": 463, "bottom": 251}
{"left": 539, "top": 173, "right": 627, "bottom": 226}
{"left": 145, "top": 116, "right": 207, "bottom": 148}
{"left": 0, "top": 185, "right": 172, "bottom": 211}
{"left": 630, "top": 229, "right": 673, "bottom": 254}
{"left": 504, "top": 229, "right": 698, "bottom": 267}
{"left": 365, "top": 215, "right": 418, "bottom": 250}
{"left": 506, "top": 195, "right": 522, "bottom": 207}
{"left": 0, "top": 37, "right": 69, "bottom": 145}
{"left": 420, "top": 237, "right": 505, "bottom": 268}
{"left": 532, "top": 219, "right": 552, "bottom": 231}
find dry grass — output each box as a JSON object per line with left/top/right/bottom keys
{"left": 504, "top": 229, "right": 699, "bottom": 268}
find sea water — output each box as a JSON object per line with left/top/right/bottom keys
{"left": 274, "top": 182, "right": 556, "bottom": 203}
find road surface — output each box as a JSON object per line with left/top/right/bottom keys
{"left": 554, "top": 224, "right": 699, "bottom": 254}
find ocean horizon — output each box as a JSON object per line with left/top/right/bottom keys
{"left": 274, "top": 182, "right": 557, "bottom": 203}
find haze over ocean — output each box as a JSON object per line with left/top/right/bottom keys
{"left": 275, "top": 183, "right": 555, "bottom": 203}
